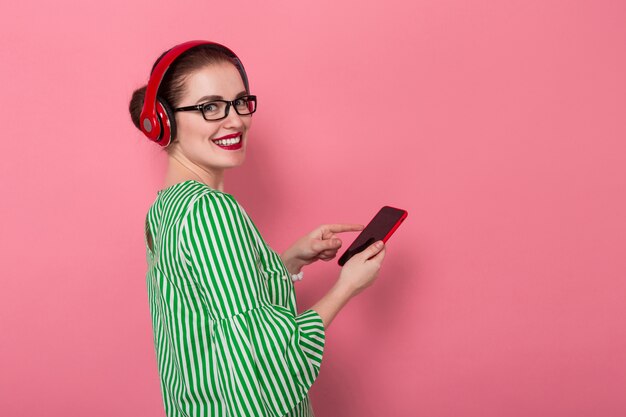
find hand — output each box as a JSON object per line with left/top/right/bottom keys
{"left": 338, "top": 240, "right": 386, "bottom": 297}
{"left": 281, "top": 223, "right": 365, "bottom": 274}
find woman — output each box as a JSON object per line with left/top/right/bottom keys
{"left": 129, "top": 40, "right": 387, "bottom": 417}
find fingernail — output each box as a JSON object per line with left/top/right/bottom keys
{"left": 376, "top": 241, "right": 383, "bottom": 248}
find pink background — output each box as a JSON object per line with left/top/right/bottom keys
{"left": 1, "top": 0, "right": 625, "bottom": 416}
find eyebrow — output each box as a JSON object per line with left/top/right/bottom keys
{"left": 195, "top": 91, "right": 248, "bottom": 104}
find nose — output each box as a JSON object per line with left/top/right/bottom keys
{"left": 222, "top": 104, "right": 244, "bottom": 129}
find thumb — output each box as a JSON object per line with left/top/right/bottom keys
{"left": 358, "top": 240, "right": 385, "bottom": 260}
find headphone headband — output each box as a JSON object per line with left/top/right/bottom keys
{"left": 139, "top": 40, "right": 249, "bottom": 146}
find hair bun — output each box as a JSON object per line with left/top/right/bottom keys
{"left": 129, "top": 85, "right": 147, "bottom": 130}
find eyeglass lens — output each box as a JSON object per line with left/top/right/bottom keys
{"left": 202, "top": 97, "right": 256, "bottom": 120}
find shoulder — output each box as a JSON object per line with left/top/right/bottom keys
{"left": 181, "top": 190, "right": 255, "bottom": 248}
{"left": 158, "top": 181, "right": 240, "bottom": 217}
{"left": 183, "top": 188, "right": 246, "bottom": 225}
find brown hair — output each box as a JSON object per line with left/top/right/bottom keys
{"left": 128, "top": 45, "right": 243, "bottom": 145}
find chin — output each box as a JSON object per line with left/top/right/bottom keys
{"left": 222, "top": 156, "right": 246, "bottom": 169}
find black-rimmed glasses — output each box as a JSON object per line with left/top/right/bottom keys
{"left": 174, "top": 95, "right": 257, "bottom": 121}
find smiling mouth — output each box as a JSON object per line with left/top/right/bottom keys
{"left": 214, "top": 136, "right": 241, "bottom": 146}
{"left": 212, "top": 133, "right": 243, "bottom": 149}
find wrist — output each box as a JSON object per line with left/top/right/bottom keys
{"left": 332, "top": 281, "right": 355, "bottom": 301}
{"left": 280, "top": 252, "right": 305, "bottom": 275}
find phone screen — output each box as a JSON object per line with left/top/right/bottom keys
{"left": 337, "top": 206, "right": 407, "bottom": 266}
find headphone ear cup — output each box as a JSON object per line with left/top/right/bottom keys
{"left": 155, "top": 97, "right": 177, "bottom": 146}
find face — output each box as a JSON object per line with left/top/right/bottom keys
{"left": 172, "top": 62, "right": 252, "bottom": 172}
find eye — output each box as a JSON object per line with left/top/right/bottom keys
{"left": 202, "top": 102, "right": 220, "bottom": 113}
{"left": 233, "top": 98, "right": 248, "bottom": 108}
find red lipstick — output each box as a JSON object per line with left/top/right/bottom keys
{"left": 211, "top": 132, "right": 243, "bottom": 150}
{"left": 212, "top": 132, "right": 242, "bottom": 141}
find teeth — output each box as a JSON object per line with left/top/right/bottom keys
{"left": 214, "top": 136, "right": 241, "bottom": 146}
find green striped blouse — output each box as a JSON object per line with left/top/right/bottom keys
{"left": 144, "top": 180, "right": 326, "bottom": 417}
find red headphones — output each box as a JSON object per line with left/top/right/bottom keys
{"left": 139, "top": 40, "right": 250, "bottom": 147}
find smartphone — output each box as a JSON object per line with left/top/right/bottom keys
{"left": 337, "top": 206, "right": 408, "bottom": 266}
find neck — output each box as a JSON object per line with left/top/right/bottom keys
{"left": 164, "top": 152, "right": 225, "bottom": 192}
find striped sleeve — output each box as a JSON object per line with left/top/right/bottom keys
{"left": 179, "top": 191, "right": 326, "bottom": 416}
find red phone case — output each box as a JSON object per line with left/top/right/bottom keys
{"left": 337, "top": 206, "right": 407, "bottom": 266}
{"left": 381, "top": 206, "right": 407, "bottom": 243}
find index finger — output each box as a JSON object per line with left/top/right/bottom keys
{"left": 325, "top": 224, "right": 365, "bottom": 234}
